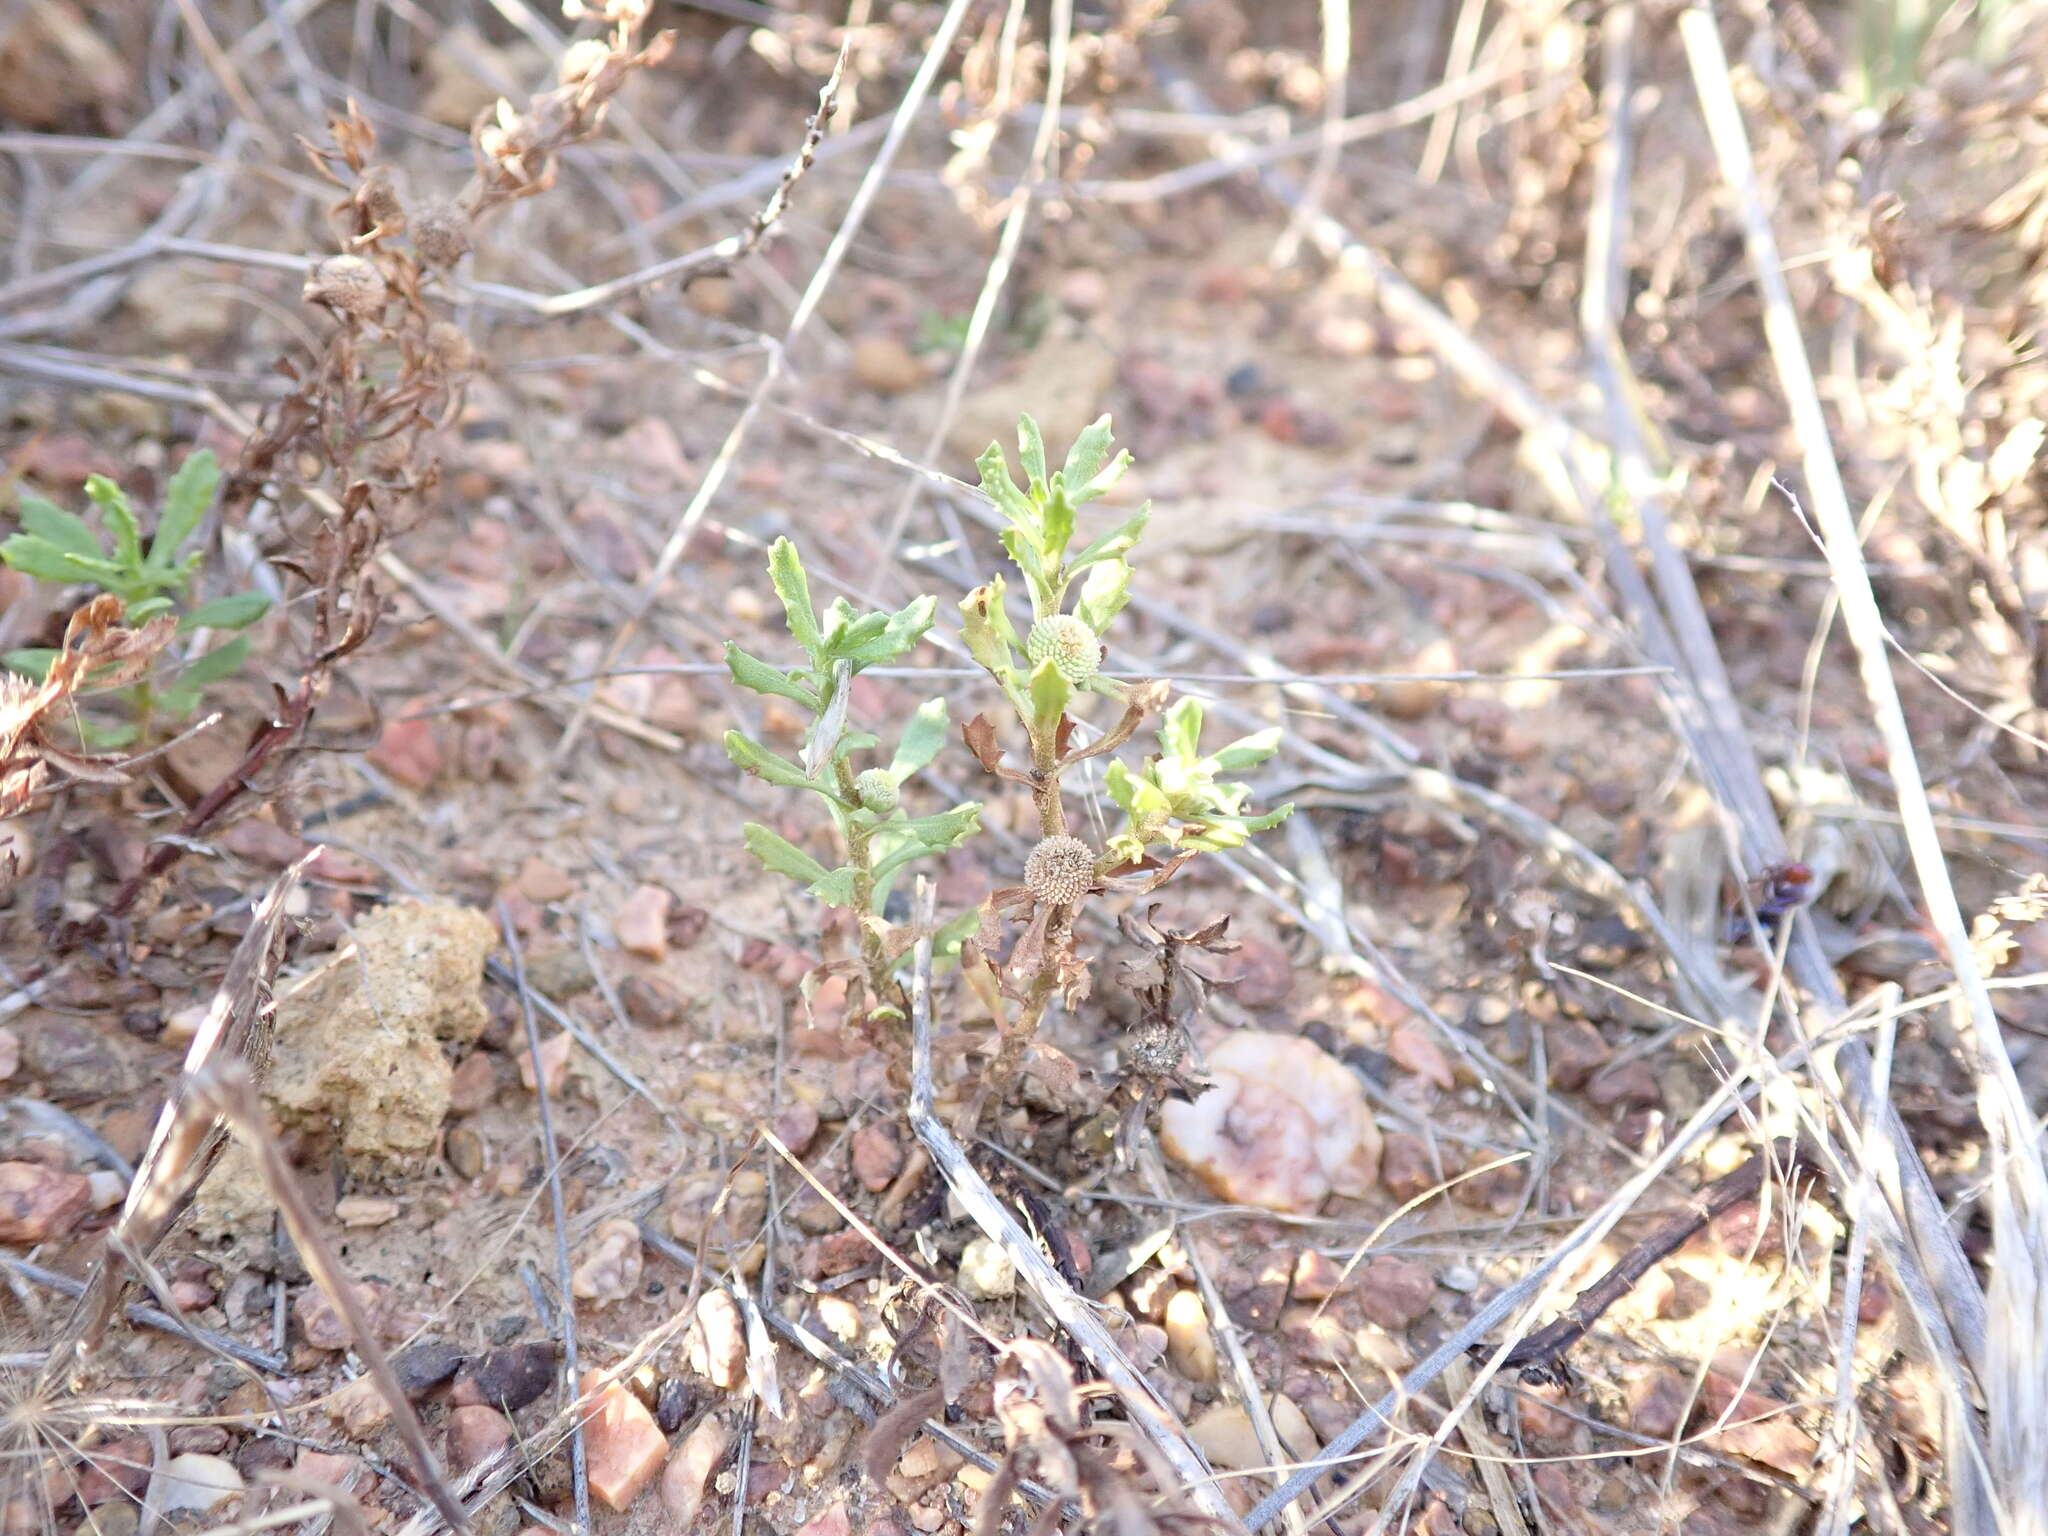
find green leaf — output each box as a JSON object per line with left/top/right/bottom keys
{"left": 1041, "top": 482, "right": 1075, "bottom": 568}
{"left": 151, "top": 450, "right": 220, "bottom": 567}
{"left": 1074, "top": 557, "right": 1132, "bottom": 634}
{"left": 1209, "top": 728, "right": 1283, "bottom": 773}
{"left": 3, "top": 648, "right": 56, "bottom": 680}
{"left": 180, "top": 592, "right": 270, "bottom": 632}
{"left": 155, "top": 685, "right": 202, "bottom": 717}
{"left": 1028, "top": 657, "right": 1072, "bottom": 733}
{"left": 725, "top": 642, "right": 821, "bottom": 708}
{"left": 1060, "top": 416, "right": 1115, "bottom": 491}
{"left": 839, "top": 594, "right": 934, "bottom": 668}
{"left": 888, "top": 697, "right": 950, "bottom": 780}
{"left": 1070, "top": 503, "right": 1150, "bottom": 570}
{"left": 78, "top": 718, "right": 138, "bottom": 750}
{"left": 129, "top": 596, "right": 175, "bottom": 621}
{"left": 723, "top": 730, "right": 826, "bottom": 795}
{"left": 18, "top": 496, "right": 101, "bottom": 561}
{"left": 766, "top": 538, "right": 822, "bottom": 661}
{"left": 176, "top": 632, "right": 251, "bottom": 690}
{"left": 1, "top": 534, "right": 123, "bottom": 584}
{"left": 976, "top": 443, "right": 1038, "bottom": 531}
{"left": 1160, "top": 697, "right": 1204, "bottom": 762}
{"left": 1104, "top": 758, "right": 1139, "bottom": 815}
{"left": 741, "top": 822, "right": 831, "bottom": 886}
{"left": 1016, "top": 414, "right": 1049, "bottom": 498}
{"left": 809, "top": 867, "right": 860, "bottom": 907}
{"left": 960, "top": 586, "right": 1014, "bottom": 678}
{"left": 84, "top": 475, "right": 142, "bottom": 571}
{"left": 998, "top": 526, "right": 1048, "bottom": 597}
{"left": 873, "top": 802, "right": 983, "bottom": 881}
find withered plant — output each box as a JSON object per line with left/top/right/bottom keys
{"left": 85, "top": 2, "right": 676, "bottom": 923}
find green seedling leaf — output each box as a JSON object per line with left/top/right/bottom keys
{"left": 888, "top": 698, "right": 951, "bottom": 780}
{"left": 831, "top": 610, "right": 888, "bottom": 655}
{"left": 836, "top": 594, "right": 935, "bottom": 668}
{"left": 742, "top": 822, "right": 831, "bottom": 886}
{"left": 725, "top": 730, "right": 828, "bottom": 795}
{"left": 725, "top": 642, "right": 821, "bottom": 708}
{"left": 3, "top": 648, "right": 56, "bottom": 680}
{"left": 1074, "top": 557, "right": 1132, "bottom": 634}
{"left": 1208, "top": 728, "right": 1283, "bottom": 773}
{"left": 151, "top": 450, "right": 220, "bottom": 567}
{"left": 767, "top": 538, "right": 822, "bottom": 660}
{"left": 84, "top": 475, "right": 142, "bottom": 571}
{"left": 1028, "top": 656, "right": 1072, "bottom": 734}
{"left": 18, "top": 497, "right": 101, "bottom": 561}
{"left": 976, "top": 443, "right": 1038, "bottom": 531}
{"left": 1060, "top": 416, "right": 1115, "bottom": 494}
{"left": 1041, "top": 481, "right": 1075, "bottom": 568}
{"left": 129, "top": 596, "right": 175, "bottom": 621}
{"left": 1017, "top": 414, "right": 1049, "bottom": 499}
{"left": 176, "top": 632, "right": 252, "bottom": 691}
{"left": 181, "top": 592, "right": 271, "bottom": 632}
{"left": 1, "top": 535, "right": 127, "bottom": 585}
{"left": 1160, "top": 697, "right": 1205, "bottom": 762}
{"left": 1070, "top": 503, "right": 1151, "bottom": 570}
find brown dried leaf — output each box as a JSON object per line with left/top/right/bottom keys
{"left": 962, "top": 713, "right": 1005, "bottom": 774}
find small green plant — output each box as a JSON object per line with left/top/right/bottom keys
{"left": 723, "top": 542, "right": 983, "bottom": 1027}
{"left": 3, "top": 452, "right": 269, "bottom": 744}
{"left": 723, "top": 414, "right": 1291, "bottom": 1122}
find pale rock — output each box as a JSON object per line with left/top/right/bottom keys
{"left": 1161, "top": 1032, "right": 1382, "bottom": 1213}
{"left": 1386, "top": 1023, "right": 1455, "bottom": 1090}
{"left": 515, "top": 1031, "right": 573, "bottom": 1095}
{"left": 86, "top": 1169, "right": 127, "bottom": 1210}
{"left": 688, "top": 1288, "right": 748, "bottom": 1390}
{"left": 572, "top": 1217, "right": 645, "bottom": 1305}
{"left": 662, "top": 1414, "right": 731, "bottom": 1527}
{"left": 957, "top": 1236, "right": 1015, "bottom": 1300}
{"left": 335, "top": 1196, "right": 401, "bottom": 1228}
{"left": 577, "top": 1369, "right": 669, "bottom": 1511}
{"left": 796, "top": 1503, "right": 852, "bottom": 1536}
{"left": 0, "top": 1027, "right": 16, "bottom": 1082}
{"left": 155, "top": 1454, "right": 243, "bottom": 1515}
{"left": 1163, "top": 1289, "right": 1218, "bottom": 1384}
{"left": 615, "top": 884, "right": 673, "bottom": 959}
{"left": 851, "top": 336, "right": 923, "bottom": 396}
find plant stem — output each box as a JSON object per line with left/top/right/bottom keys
{"left": 832, "top": 757, "right": 901, "bottom": 1018}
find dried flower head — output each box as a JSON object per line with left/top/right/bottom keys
{"left": 411, "top": 201, "right": 472, "bottom": 268}
{"left": 303, "top": 254, "right": 387, "bottom": 319}
{"left": 1026, "top": 614, "right": 1099, "bottom": 684}
{"left": 559, "top": 37, "right": 613, "bottom": 87}
{"left": 424, "top": 321, "right": 475, "bottom": 373}
{"left": 355, "top": 165, "right": 406, "bottom": 235}
{"left": 1024, "top": 835, "right": 1095, "bottom": 906}
{"left": 853, "top": 769, "right": 898, "bottom": 814}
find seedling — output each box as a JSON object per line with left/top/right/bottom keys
{"left": 3, "top": 452, "right": 268, "bottom": 745}
{"left": 723, "top": 541, "right": 983, "bottom": 1025}
{"left": 722, "top": 414, "right": 1292, "bottom": 1124}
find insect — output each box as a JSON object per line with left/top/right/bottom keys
{"left": 1727, "top": 860, "right": 1815, "bottom": 942}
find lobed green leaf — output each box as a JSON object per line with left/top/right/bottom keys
{"left": 180, "top": 592, "right": 271, "bottom": 632}
{"left": 888, "top": 697, "right": 950, "bottom": 780}
{"left": 725, "top": 641, "right": 821, "bottom": 708}
{"left": 84, "top": 475, "right": 142, "bottom": 571}
{"left": 767, "top": 537, "right": 822, "bottom": 660}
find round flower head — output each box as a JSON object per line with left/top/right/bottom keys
{"left": 303, "top": 254, "right": 387, "bottom": 319}
{"left": 1026, "top": 614, "right": 1100, "bottom": 684}
{"left": 853, "top": 769, "right": 899, "bottom": 814}
{"left": 411, "top": 202, "right": 472, "bottom": 268}
{"left": 1024, "top": 835, "right": 1095, "bottom": 905}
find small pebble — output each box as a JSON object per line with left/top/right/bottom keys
{"left": 454, "top": 1341, "right": 558, "bottom": 1412}
{"left": 446, "top": 1404, "right": 514, "bottom": 1473}
{"left": 578, "top": 1369, "right": 669, "bottom": 1511}
{"left": 615, "top": 884, "right": 673, "bottom": 959}
{"left": 393, "top": 1339, "right": 466, "bottom": 1397}
{"left": 661, "top": 1414, "right": 730, "bottom": 1528}
{"left": 851, "top": 1121, "right": 904, "bottom": 1192}
{"left": 687, "top": 1289, "right": 747, "bottom": 1390}
{"left": 155, "top": 1454, "right": 243, "bottom": 1515}
{"left": 957, "top": 1236, "right": 1015, "bottom": 1300}
{"left": 851, "top": 336, "right": 923, "bottom": 396}
{"left": 515, "top": 1031, "right": 573, "bottom": 1095}
{"left": 0, "top": 1160, "right": 97, "bottom": 1241}
{"left": 572, "top": 1218, "right": 645, "bottom": 1305}
{"left": 1163, "top": 1289, "right": 1218, "bottom": 1384}
{"left": 335, "top": 1196, "right": 401, "bottom": 1228}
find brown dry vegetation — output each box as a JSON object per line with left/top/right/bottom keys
{"left": 1, "top": 3, "right": 2047, "bottom": 1536}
